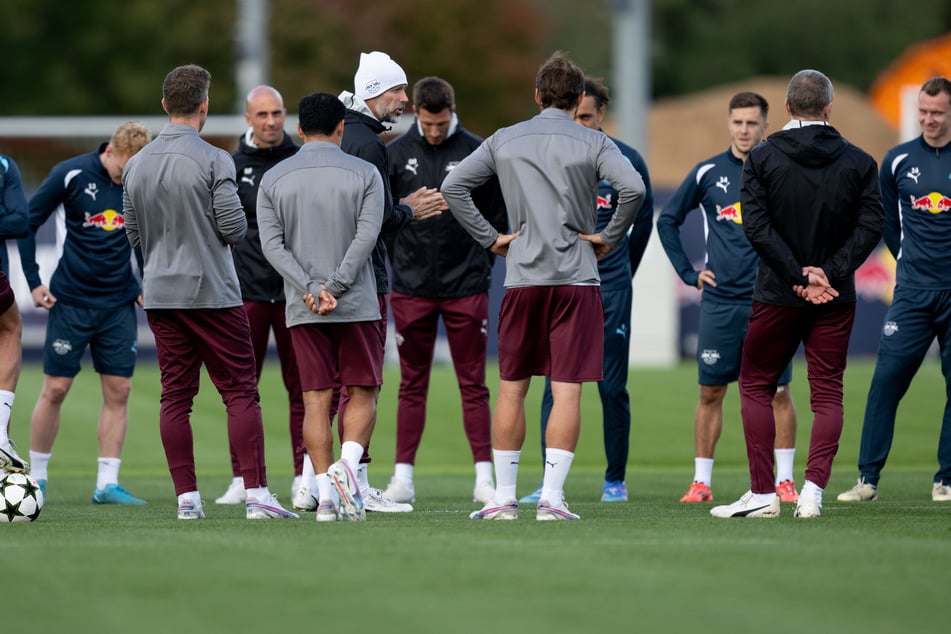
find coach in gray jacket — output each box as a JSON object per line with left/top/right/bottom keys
{"left": 123, "top": 64, "right": 297, "bottom": 521}
{"left": 257, "top": 92, "right": 384, "bottom": 522}
{"left": 443, "top": 52, "right": 646, "bottom": 521}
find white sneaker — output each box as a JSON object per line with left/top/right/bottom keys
{"left": 291, "top": 475, "right": 301, "bottom": 501}
{"left": 328, "top": 460, "right": 365, "bottom": 521}
{"left": 214, "top": 478, "right": 246, "bottom": 505}
{"left": 315, "top": 501, "right": 340, "bottom": 522}
{"left": 836, "top": 477, "right": 877, "bottom": 502}
{"left": 469, "top": 499, "right": 518, "bottom": 520}
{"left": 536, "top": 498, "right": 580, "bottom": 521}
{"left": 292, "top": 483, "right": 318, "bottom": 511}
{"left": 364, "top": 487, "right": 413, "bottom": 512}
{"left": 933, "top": 482, "right": 951, "bottom": 501}
{"left": 710, "top": 491, "right": 780, "bottom": 518}
{"left": 473, "top": 480, "right": 495, "bottom": 504}
{"left": 177, "top": 497, "right": 205, "bottom": 520}
{"left": 383, "top": 476, "right": 415, "bottom": 503}
{"left": 246, "top": 492, "right": 300, "bottom": 519}
{"left": 794, "top": 487, "right": 823, "bottom": 518}
{"left": 0, "top": 440, "right": 29, "bottom": 474}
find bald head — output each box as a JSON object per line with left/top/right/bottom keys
{"left": 244, "top": 85, "right": 286, "bottom": 147}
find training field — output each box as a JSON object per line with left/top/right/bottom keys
{"left": 4, "top": 359, "right": 947, "bottom": 633}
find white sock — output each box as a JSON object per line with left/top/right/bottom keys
{"left": 693, "top": 457, "right": 714, "bottom": 486}
{"left": 291, "top": 475, "right": 301, "bottom": 495}
{"left": 29, "top": 451, "right": 52, "bottom": 481}
{"left": 474, "top": 461, "right": 493, "bottom": 485}
{"left": 178, "top": 490, "right": 201, "bottom": 506}
{"left": 315, "top": 473, "right": 334, "bottom": 504}
{"left": 493, "top": 449, "right": 520, "bottom": 502}
{"left": 800, "top": 479, "right": 823, "bottom": 505}
{"left": 0, "top": 390, "right": 14, "bottom": 443}
{"left": 394, "top": 462, "right": 414, "bottom": 484}
{"left": 750, "top": 491, "right": 777, "bottom": 504}
{"left": 774, "top": 448, "right": 796, "bottom": 485}
{"left": 340, "top": 441, "right": 363, "bottom": 470}
{"left": 540, "top": 448, "right": 574, "bottom": 506}
{"left": 246, "top": 485, "right": 269, "bottom": 501}
{"left": 300, "top": 455, "right": 316, "bottom": 491}
{"left": 96, "top": 457, "right": 121, "bottom": 490}
{"left": 357, "top": 463, "right": 370, "bottom": 498}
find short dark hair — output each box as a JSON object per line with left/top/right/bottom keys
{"left": 412, "top": 76, "right": 455, "bottom": 113}
{"left": 535, "top": 51, "right": 585, "bottom": 110}
{"left": 921, "top": 76, "right": 951, "bottom": 104}
{"left": 583, "top": 77, "right": 610, "bottom": 110}
{"left": 729, "top": 91, "right": 769, "bottom": 117}
{"left": 162, "top": 65, "right": 211, "bottom": 116}
{"left": 298, "top": 92, "right": 346, "bottom": 136}
{"left": 786, "top": 69, "right": 834, "bottom": 118}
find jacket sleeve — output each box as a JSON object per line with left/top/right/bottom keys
{"left": 326, "top": 170, "right": 385, "bottom": 297}
{"left": 0, "top": 156, "right": 29, "bottom": 242}
{"left": 442, "top": 141, "right": 501, "bottom": 249}
{"left": 17, "top": 163, "right": 67, "bottom": 289}
{"left": 656, "top": 166, "right": 702, "bottom": 288}
{"left": 879, "top": 152, "right": 901, "bottom": 257}
{"left": 820, "top": 158, "right": 884, "bottom": 283}
{"left": 597, "top": 138, "right": 645, "bottom": 247}
{"left": 625, "top": 148, "right": 654, "bottom": 277}
{"left": 257, "top": 176, "right": 312, "bottom": 298}
{"left": 740, "top": 154, "right": 807, "bottom": 288}
{"left": 211, "top": 151, "right": 247, "bottom": 245}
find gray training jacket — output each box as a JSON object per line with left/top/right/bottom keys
{"left": 256, "top": 141, "right": 384, "bottom": 327}
{"left": 441, "top": 108, "right": 645, "bottom": 288}
{"left": 123, "top": 123, "right": 246, "bottom": 309}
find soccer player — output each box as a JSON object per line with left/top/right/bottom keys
{"left": 837, "top": 76, "right": 951, "bottom": 504}
{"left": 123, "top": 64, "right": 297, "bottom": 521}
{"left": 711, "top": 69, "right": 883, "bottom": 519}
{"left": 18, "top": 123, "right": 150, "bottom": 505}
{"left": 443, "top": 52, "right": 646, "bottom": 520}
{"left": 257, "top": 91, "right": 384, "bottom": 522}
{"left": 0, "top": 152, "right": 29, "bottom": 474}
{"left": 382, "top": 76, "right": 507, "bottom": 505}
{"left": 657, "top": 92, "right": 799, "bottom": 505}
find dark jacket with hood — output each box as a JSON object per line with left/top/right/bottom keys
{"left": 231, "top": 130, "right": 299, "bottom": 302}
{"left": 740, "top": 123, "right": 883, "bottom": 307}
{"left": 385, "top": 118, "right": 507, "bottom": 297}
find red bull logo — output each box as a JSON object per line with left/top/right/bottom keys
{"left": 715, "top": 202, "right": 742, "bottom": 224}
{"left": 908, "top": 192, "right": 951, "bottom": 214}
{"left": 854, "top": 245, "right": 896, "bottom": 304}
{"left": 596, "top": 193, "right": 613, "bottom": 210}
{"left": 82, "top": 209, "right": 124, "bottom": 231}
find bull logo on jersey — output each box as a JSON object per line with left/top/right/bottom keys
{"left": 596, "top": 193, "right": 613, "bottom": 210}
{"left": 404, "top": 158, "right": 418, "bottom": 175}
{"left": 908, "top": 192, "right": 951, "bottom": 214}
{"left": 84, "top": 182, "right": 99, "bottom": 200}
{"left": 701, "top": 349, "right": 720, "bottom": 365}
{"left": 83, "top": 209, "right": 124, "bottom": 231}
{"left": 883, "top": 321, "right": 898, "bottom": 337}
{"left": 715, "top": 202, "right": 742, "bottom": 223}
{"left": 716, "top": 176, "right": 729, "bottom": 193}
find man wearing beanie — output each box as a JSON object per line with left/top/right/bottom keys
{"left": 292, "top": 51, "right": 443, "bottom": 514}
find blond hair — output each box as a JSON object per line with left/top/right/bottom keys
{"left": 111, "top": 122, "right": 151, "bottom": 155}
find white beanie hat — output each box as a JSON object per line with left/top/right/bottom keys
{"left": 354, "top": 51, "right": 407, "bottom": 102}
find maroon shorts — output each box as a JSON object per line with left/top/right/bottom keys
{"left": 497, "top": 285, "right": 604, "bottom": 382}
{"left": 0, "top": 270, "right": 15, "bottom": 314}
{"left": 291, "top": 320, "right": 383, "bottom": 391}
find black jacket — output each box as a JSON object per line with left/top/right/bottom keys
{"left": 741, "top": 124, "right": 883, "bottom": 307}
{"left": 340, "top": 108, "right": 413, "bottom": 294}
{"left": 231, "top": 131, "right": 299, "bottom": 302}
{"left": 385, "top": 121, "right": 507, "bottom": 297}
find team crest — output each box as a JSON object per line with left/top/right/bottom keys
{"left": 700, "top": 349, "right": 720, "bottom": 365}
{"left": 363, "top": 79, "right": 382, "bottom": 96}
{"left": 52, "top": 339, "right": 72, "bottom": 355}
{"left": 883, "top": 321, "right": 898, "bottom": 336}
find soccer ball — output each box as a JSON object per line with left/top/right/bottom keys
{"left": 0, "top": 472, "right": 44, "bottom": 522}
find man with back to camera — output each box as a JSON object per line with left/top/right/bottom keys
{"left": 443, "top": 52, "right": 646, "bottom": 521}
{"left": 19, "top": 122, "right": 151, "bottom": 505}
{"left": 656, "top": 92, "right": 799, "bottom": 505}
{"left": 520, "top": 76, "right": 655, "bottom": 505}
{"left": 216, "top": 85, "right": 306, "bottom": 506}
{"left": 710, "top": 69, "right": 883, "bottom": 519}
{"left": 123, "top": 64, "right": 298, "bottom": 521}
{"left": 837, "top": 76, "right": 951, "bottom": 504}
{"left": 382, "top": 76, "right": 507, "bottom": 506}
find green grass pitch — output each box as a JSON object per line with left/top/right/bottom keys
{"left": 4, "top": 359, "right": 948, "bottom": 633}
